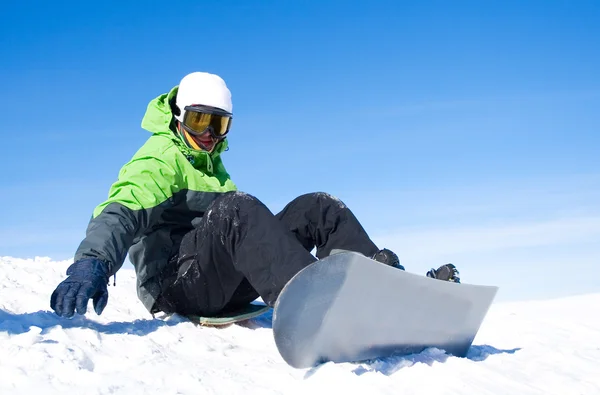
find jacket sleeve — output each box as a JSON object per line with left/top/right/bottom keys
{"left": 74, "top": 154, "right": 182, "bottom": 276}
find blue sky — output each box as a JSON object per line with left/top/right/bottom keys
{"left": 1, "top": 1, "right": 598, "bottom": 301}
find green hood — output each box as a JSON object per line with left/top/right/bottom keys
{"left": 140, "top": 85, "right": 229, "bottom": 171}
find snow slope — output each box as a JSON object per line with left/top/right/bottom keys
{"left": 1, "top": 257, "right": 599, "bottom": 395}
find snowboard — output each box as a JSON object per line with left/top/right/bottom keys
{"left": 272, "top": 251, "right": 498, "bottom": 368}
{"left": 187, "top": 303, "right": 271, "bottom": 327}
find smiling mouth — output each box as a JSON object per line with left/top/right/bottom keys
{"left": 194, "top": 135, "right": 216, "bottom": 150}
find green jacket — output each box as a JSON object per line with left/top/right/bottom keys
{"left": 74, "top": 85, "right": 237, "bottom": 313}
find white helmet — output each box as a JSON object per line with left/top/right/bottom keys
{"left": 174, "top": 72, "right": 232, "bottom": 122}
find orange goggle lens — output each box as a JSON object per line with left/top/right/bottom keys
{"left": 183, "top": 106, "right": 232, "bottom": 138}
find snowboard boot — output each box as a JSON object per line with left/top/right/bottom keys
{"left": 372, "top": 248, "right": 405, "bottom": 270}
{"left": 426, "top": 263, "right": 460, "bottom": 283}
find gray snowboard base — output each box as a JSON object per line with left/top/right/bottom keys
{"left": 187, "top": 303, "right": 271, "bottom": 327}
{"left": 272, "top": 252, "right": 498, "bottom": 368}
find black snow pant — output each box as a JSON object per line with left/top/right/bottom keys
{"left": 155, "top": 191, "right": 379, "bottom": 316}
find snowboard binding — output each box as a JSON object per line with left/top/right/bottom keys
{"left": 426, "top": 263, "right": 460, "bottom": 283}
{"left": 372, "top": 248, "right": 405, "bottom": 270}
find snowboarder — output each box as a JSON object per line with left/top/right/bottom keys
{"left": 50, "top": 71, "right": 460, "bottom": 319}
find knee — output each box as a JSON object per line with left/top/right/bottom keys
{"left": 204, "top": 191, "right": 262, "bottom": 221}
{"left": 297, "top": 192, "right": 347, "bottom": 210}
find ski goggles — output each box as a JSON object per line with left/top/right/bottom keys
{"left": 182, "top": 105, "right": 233, "bottom": 139}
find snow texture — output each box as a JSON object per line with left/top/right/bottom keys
{"left": 1, "top": 256, "right": 599, "bottom": 395}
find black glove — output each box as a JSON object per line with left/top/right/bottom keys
{"left": 50, "top": 258, "right": 110, "bottom": 317}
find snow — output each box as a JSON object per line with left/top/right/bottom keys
{"left": 1, "top": 256, "right": 599, "bottom": 395}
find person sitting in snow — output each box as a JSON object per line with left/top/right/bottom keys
{"left": 50, "top": 72, "right": 460, "bottom": 319}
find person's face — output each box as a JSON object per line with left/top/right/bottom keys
{"left": 179, "top": 123, "right": 219, "bottom": 153}
{"left": 179, "top": 105, "right": 232, "bottom": 153}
